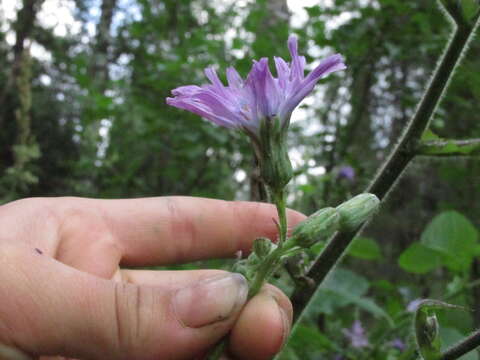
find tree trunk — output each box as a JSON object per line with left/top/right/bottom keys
{"left": 0, "top": 0, "right": 43, "bottom": 127}
{"left": 90, "top": 0, "right": 117, "bottom": 90}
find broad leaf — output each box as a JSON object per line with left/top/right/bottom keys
{"left": 398, "top": 243, "right": 442, "bottom": 274}
{"left": 349, "top": 237, "right": 382, "bottom": 260}
{"left": 421, "top": 211, "right": 478, "bottom": 272}
{"left": 313, "top": 268, "right": 392, "bottom": 324}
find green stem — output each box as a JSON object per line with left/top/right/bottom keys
{"left": 207, "top": 189, "right": 289, "bottom": 360}
{"left": 417, "top": 138, "right": 480, "bottom": 157}
{"left": 250, "top": 188, "right": 288, "bottom": 296}
{"left": 249, "top": 247, "right": 283, "bottom": 297}
{"left": 272, "top": 189, "right": 288, "bottom": 246}
{"left": 439, "top": 329, "right": 480, "bottom": 360}
{"left": 206, "top": 339, "right": 226, "bottom": 360}
{"left": 290, "top": 15, "right": 479, "bottom": 323}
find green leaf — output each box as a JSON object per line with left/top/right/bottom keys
{"left": 348, "top": 297, "right": 394, "bottom": 326}
{"left": 290, "top": 325, "right": 340, "bottom": 352}
{"left": 398, "top": 243, "right": 442, "bottom": 274}
{"left": 322, "top": 268, "right": 369, "bottom": 296}
{"left": 304, "top": 5, "right": 322, "bottom": 18}
{"left": 308, "top": 268, "right": 369, "bottom": 315}
{"left": 421, "top": 129, "right": 442, "bottom": 141}
{"left": 349, "top": 237, "right": 382, "bottom": 260}
{"left": 460, "top": 0, "right": 480, "bottom": 22}
{"left": 316, "top": 268, "right": 393, "bottom": 324}
{"left": 421, "top": 211, "right": 478, "bottom": 272}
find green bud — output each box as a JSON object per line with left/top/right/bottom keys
{"left": 336, "top": 193, "right": 380, "bottom": 231}
{"left": 253, "top": 237, "right": 275, "bottom": 258}
{"left": 256, "top": 117, "right": 293, "bottom": 192}
{"left": 415, "top": 305, "right": 441, "bottom": 360}
{"left": 291, "top": 207, "right": 340, "bottom": 248}
{"left": 413, "top": 299, "right": 466, "bottom": 360}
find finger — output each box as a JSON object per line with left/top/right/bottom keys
{"left": 229, "top": 285, "right": 293, "bottom": 360}
{"left": 120, "top": 269, "right": 226, "bottom": 288}
{"left": 58, "top": 197, "right": 305, "bottom": 266}
{"left": 1, "top": 244, "right": 248, "bottom": 360}
{"left": 120, "top": 270, "right": 292, "bottom": 360}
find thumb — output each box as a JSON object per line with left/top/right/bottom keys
{"left": 0, "top": 245, "right": 248, "bottom": 360}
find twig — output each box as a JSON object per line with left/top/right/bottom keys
{"left": 417, "top": 138, "right": 480, "bottom": 157}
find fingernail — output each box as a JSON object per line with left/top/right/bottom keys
{"left": 174, "top": 273, "right": 248, "bottom": 328}
{"left": 0, "top": 344, "right": 33, "bottom": 360}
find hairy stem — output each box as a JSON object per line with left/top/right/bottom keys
{"left": 207, "top": 189, "right": 289, "bottom": 360}
{"left": 417, "top": 138, "right": 480, "bottom": 156}
{"left": 290, "top": 17, "right": 479, "bottom": 323}
{"left": 249, "top": 246, "right": 284, "bottom": 297}
{"left": 272, "top": 189, "right": 288, "bottom": 246}
{"left": 250, "top": 189, "right": 288, "bottom": 296}
{"left": 439, "top": 329, "right": 480, "bottom": 360}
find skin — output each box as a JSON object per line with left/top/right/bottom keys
{"left": 0, "top": 196, "right": 305, "bottom": 360}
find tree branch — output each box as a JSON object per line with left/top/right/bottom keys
{"left": 290, "top": 14, "right": 480, "bottom": 323}
{"left": 439, "top": 329, "right": 480, "bottom": 360}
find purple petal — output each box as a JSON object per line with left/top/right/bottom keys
{"left": 246, "top": 59, "right": 268, "bottom": 117}
{"left": 166, "top": 34, "right": 346, "bottom": 134}
{"left": 166, "top": 97, "right": 236, "bottom": 128}
{"left": 274, "top": 56, "right": 289, "bottom": 91}
{"left": 204, "top": 67, "right": 230, "bottom": 98}
{"left": 304, "top": 54, "right": 346, "bottom": 84}
{"left": 288, "top": 35, "right": 305, "bottom": 82}
{"left": 193, "top": 90, "right": 242, "bottom": 125}
{"left": 342, "top": 320, "right": 369, "bottom": 349}
{"left": 226, "top": 67, "right": 243, "bottom": 88}
{"left": 171, "top": 85, "right": 202, "bottom": 96}
{"left": 247, "top": 58, "right": 281, "bottom": 118}
{"left": 279, "top": 54, "right": 346, "bottom": 120}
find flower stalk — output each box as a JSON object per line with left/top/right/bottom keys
{"left": 167, "top": 34, "right": 389, "bottom": 360}
{"left": 271, "top": 189, "right": 288, "bottom": 246}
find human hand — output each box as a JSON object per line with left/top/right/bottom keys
{"left": 0, "top": 197, "right": 305, "bottom": 360}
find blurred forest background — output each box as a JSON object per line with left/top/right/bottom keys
{"left": 1, "top": 0, "right": 479, "bottom": 358}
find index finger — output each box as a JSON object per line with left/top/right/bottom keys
{"left": 92, "top": 196, "right": 305, "bottom": 266}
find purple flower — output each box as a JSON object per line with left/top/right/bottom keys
{"left": 337, "top": 165, "right": 355, "bottom": 181}
{"left": 166, "top": 35, "right": 346, "bottom": 137}
{"left": 407, "top": 298, "right": 423, "bottom": 313}
{"left": 342, "top": 320, "right": 369, "bottom": 348}
{"left": 389, "top": 338, "right": 406, "bottom": 351}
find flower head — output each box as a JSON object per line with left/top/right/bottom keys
{"left": 407, "top": 298, "right": 423, "bottom": 313}
{"left": 337, "top": 165, "right": 355, "bottom": 182}
{"left": 342, "top": 320, "right": 369, "bottom": 348}
{"left": 166, "top": 35, "right": 346, "bottom": 137}
{"left": 390, "top": 338, "right": 406, "bottom": 351}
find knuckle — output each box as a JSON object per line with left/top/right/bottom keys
{"left": 112, "top": 282, "right": 157, "bottom": 358}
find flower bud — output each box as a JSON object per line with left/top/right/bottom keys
{"left": 412, "top": 299, "right": 467, "bottom": 360}
{"left": 256, "top": 117, "right": 293, "bottom": 192}
{"left": 415, "top": 301, "right": 442, "bottom": 360}
{"left": 253, "top": 237, "right": 275, "bottom": 258}
{"left": 290, "top": 207, "right": 340, "bottom": 248}
{"left": 336, "top": 193, "right": 380, "bottom": 231}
